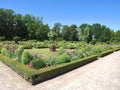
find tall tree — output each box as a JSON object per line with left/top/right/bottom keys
{"left": 70, "top": 24, "right": 78, "bottom": 41}
{"left": 52, "top": 23, "right": 62, "bottom": 38}
{"left": 78, "top": 24, "right": 92, "bottom": 43}
{"left": 62, "top": 25, "right": 71, "bottom": 41}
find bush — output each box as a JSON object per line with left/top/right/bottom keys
{"left": 94, "top": 46, "right": 103, "bottom": 53}
{"left": 56, "top": 53, "right": 70, "bottom": 64}
{"left": 91, "top": 39, "right": 97, "bottom": 45}
{"left": 1, "top": 48, "right": 9, "bottom": 56}
{"left": 0, "top": 36, "right": 5, "bottom": 41}
{"left": 23, "top": 42, "right": 33, "bottom": 49}
{"left": 13, "top": 36, "right": 21, "bottom": 43}
{"left": 58, "top": 47, "right": 65, "bottom": 55}
{"left": 21, "top": 50, "right": 30, "bottom": 64}
{"left": 14, "top": 46, "right": 24, "bottom": 62}
{"left": 45, "top": 57, "right": 57, "bottom": 66}
{"left": 30, "top": 55, "right": 98, "bottom": 84}
{"left": 77, "top": 50, "right": 84, "bottom": 59}
{"left": 31, "top": 55, "right": 45, "bottom": 69}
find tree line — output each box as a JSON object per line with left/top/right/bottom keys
{"left": 0, "top": 8, "right": 120, "bottom": 43}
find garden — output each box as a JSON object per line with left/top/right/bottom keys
{"left": 0, "top": 8, "right": 120, "bottom": 84}
{"left": 0, "top": 40, "right": 120, "bottom": 84}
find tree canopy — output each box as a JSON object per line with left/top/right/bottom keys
{"left": 0, "top": 8, "right": 120, "bottom": 43}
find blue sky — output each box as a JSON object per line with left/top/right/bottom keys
{"left": 0, "top": 0, "right": 120, "bottom": 31}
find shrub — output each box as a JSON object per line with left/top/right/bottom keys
{"left": 56, "top": 53, "right": 70, "bottom": 64}
{"left": 13, "top": 36, "right": 21, "bottom": 43}
{"left": 21, "top": 50, "right": 30, "bottom": 64}
{"left": 23, "top": 42, "right": 33, "bottom": 49}
{"left": 91, "top": 39, "right": 97, "bottom": 45}
{"left": 1, "top": 48, "right": 8, "bottom": 56}
{"left": 77, "top": 50, "right": 84, "bottom": 59}
{"left": 58, "top": 47, "right": 65, "bottom": 55}
{"left": 45, "top": 57, "right": 57, "bottom": 66}
{"left": 94, "top": 46, "right": 103, "bottom": 53}
{"left": 14, "top": 46, "right": 24, "bottom": 61}
{"left": 0, "top": 36, "right": 5, "bottom": 41}
{"left": 31, "top": 55, "right": 45, "bottom": 69}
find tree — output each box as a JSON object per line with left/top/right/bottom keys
{"left": 36, "top": 24, "right": 50, "bottom": 40}
{"left": 78, "top": 24, "right": 92, "bottom": 43}
{"left": 52, "top": 23, "right": 62, "bottom": 38}
{"left": 92, "top": 23, "right": 102, "bottom": 41}
{"left": 62, "top": 25, "right": 71, "bottom": 41}
{"left": 13, "top": 14, "right": 28, "bottom": 39}
{"left": 115, "top": 30, "right": 120, "bottom": 42}
{"left": 0, "top": 8, "right": 15, "bottom": 40}
{"left": 70, "top": 24, "right": 78, "bottom": 41}
{"left": 47, "top": 31, "right": 57, "bottom": 40}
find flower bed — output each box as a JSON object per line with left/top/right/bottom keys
{"left": 0, "top": 48, "right": 118, "bottom": 84}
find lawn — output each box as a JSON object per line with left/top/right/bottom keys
{"left": 26, "top": 48, "right": 58, "bottom": 59}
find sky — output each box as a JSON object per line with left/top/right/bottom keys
{"left": 0, "top": 0, "right": 120, "bottom": 31}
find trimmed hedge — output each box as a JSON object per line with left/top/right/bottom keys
{"left": 0, "top": 53, "right": 98, "bottom": 84}
{"left": 25, "top": 55, "right": 98, "bottom": 84}
{"left": 0, "top": 54, "right": 35, "bottom": 80}
{"left": 0, "top": 49, "right": 119, "bottom": 84}
{"left": 99, "top": 50, "right": 114, "bottom": 57}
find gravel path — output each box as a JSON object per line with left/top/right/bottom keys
{"left": 0, "top": 51, "right": 120, "bottom": 90}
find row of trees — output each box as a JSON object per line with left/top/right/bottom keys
{"left": 0, "top": 8, "right": 120, "bottom": 42}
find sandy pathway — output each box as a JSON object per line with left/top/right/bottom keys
{"left": 0, "top": 51, "right": 120, "bottom": 90}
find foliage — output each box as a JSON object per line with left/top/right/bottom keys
{"left": 14, "top": 46, "right": 24, "bottom": 61}
{"left": 47, "top": 31, "right": 57, "bottom": 40}
{"left": 45, "top": 56, "right": 57, "bottom": 66}
{"left": 1, "top": 48, "right": 8, "bottom": 56}
{"left": 56, "top": 53, "right": 70, "bottom": 64}
{"left": 13, "top": 36, "right": 21, "bottom": 43}
{"left": 58, "top": 47, "right": 65, "bottom": 55}
{"left": 31, "top": 55, "right": 45, "bottom": 69}
{"left": 0, "top": 36, "right": 5, "bottom": 41}
{"left": 91, "top": 39, "right": 97, "bottom": 45}
{"left": 21, "top": 50, "right": 31, "bottom": 64}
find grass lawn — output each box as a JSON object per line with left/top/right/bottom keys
{"left": 26, "top": 48, "right": 58, "bottom": 60}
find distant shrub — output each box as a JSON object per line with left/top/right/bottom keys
{"left": 58, "top": 47, "right": 65, "bottom": 55}
{"left": 31, "top": 55, "right": 45, "bottom": 69}
{"left": 13, "top": 36, "right": 21, "bottom": 43}
{"left": 0, "top": 36, "right": 5, "bottom": 41}
{"left": 56, "top": 53, "right": 70, "bottom": 64}
{"left": 21, "top": 50, "right": 30, "bottom": 64}
{"left": 23, "top": 42, "right": 33, "bottom": 49}
{"left": 91, "top": 39, "right": 97, "bottom": 45}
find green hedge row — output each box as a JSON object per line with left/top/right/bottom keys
{"left": 29, "top": 55, "right": 98, "bottom": 84}
{"left": 99, "top": 50, "right": 114, "bottom": 57}
{"left": 0, "top": 49, "right": 119, "bottom": 84}
{"left": 0, "top": 54, "right": 35, "bottom": 80}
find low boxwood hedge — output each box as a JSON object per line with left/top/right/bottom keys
{"left": 0, "top": 53, "right": 98, "bottom": 84}
{"left": 0, "top": 54, "right": 35, "bottom": 80}
{"left": 29, "top": 55, "right": 98, "bottom": 84}
{"left": 99, "top": 50, "right": 114, "bottom": 57}
{"left": 0, "top": 49, "right": 118, "bottom": 84}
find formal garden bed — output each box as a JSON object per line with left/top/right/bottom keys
{"left": 0, "top": 41, "right": 120, "bottom": 84}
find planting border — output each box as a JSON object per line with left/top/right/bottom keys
{"left": 0, "top": 48, "right": 119, "bottom": 84}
